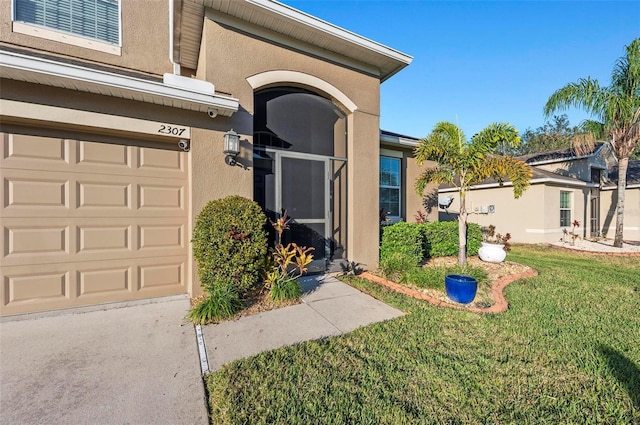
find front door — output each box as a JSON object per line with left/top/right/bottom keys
{"left": 276, "top": 152, "right": 330, "bottom": 273}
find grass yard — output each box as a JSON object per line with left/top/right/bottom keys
{"left": 206, "top": 245, "right": 640, "bottom": 424}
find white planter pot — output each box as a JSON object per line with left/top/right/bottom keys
{"left": 478, "top": 242, "right": 506, "bottom": 263}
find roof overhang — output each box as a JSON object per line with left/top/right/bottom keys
{"left": 178, "top": 0, "right": 412, "bottom": 81}
{"left": 0, "top": 49, "right": 239, "bottom": 117}
{"left": 525, "top": 143, "right": 613, "bottom": 166}
{"left": 439, "top": 178, "right": 599, "bottom": 193}
{"left": 380, "top": 130, "right": 419, "bottom": 148}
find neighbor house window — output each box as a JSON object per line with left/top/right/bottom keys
{"left": 14, "top": 0, "right": 120, "bottom": 45}
{"left": 380, "top": 156, "right": 401, "bottom": 218}
{"left": 560, "top": 191, "right": 572, "bottom": 227}
{"left": 590, "top": 167, "right": 602, "bottom": 184}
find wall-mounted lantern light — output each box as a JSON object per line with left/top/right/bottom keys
{"left": 223, "top": 129, "right": 240, "bottom": 166}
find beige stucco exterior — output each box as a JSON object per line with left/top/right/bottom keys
{"left": 439, "top": 144, "right": 640, "bottom": 244}
{"left": 1, "top": 0, "right": 410, "bottom": 314}
{"left": 449, "top": 184, "right": 590, "bottom": 244}
{"left": 600, "top": 188, "right": 640, "bottom": 241}
{"left": 0, "top": 0, "right": 173, "bottom": 74}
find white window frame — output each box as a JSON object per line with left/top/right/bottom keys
{"left": 380, "top": 150, "right": 402, "bottom": 221}
{"left": 560, "top": 190, "right": 572, "bottom": 227}
{"left": 12, "top": 0, "right": 122, "bottom": 55}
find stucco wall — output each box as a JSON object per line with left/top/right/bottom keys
{"left": 439, "top": 184, "right": 595, "bottom": 244}
{"left": 193, "top": 16, "right": 382, "bottom": 269}
{"left": 600, "top": 188, "right": 640, "bottom": 241}
{"left": 0, "top": 0, "right": 173, "bottom": 75}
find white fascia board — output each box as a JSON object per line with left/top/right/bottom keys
{"left": 438, "top": 178, "right": 598, "bottom": 193}
{"left": 0, "top": 50, "right": 239, "bottom": 116}
{"left": 250, "top": 0, "right": 413, "bottom": 65}
{"left": 602, "top": 184, "right": 640, "bottom": 190}
{"left": 380, "top": 133, "right": 419, "bottom": 148}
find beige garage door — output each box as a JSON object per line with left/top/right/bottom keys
{"left": 1, "top": 133, "right": 189, "bottom": 315}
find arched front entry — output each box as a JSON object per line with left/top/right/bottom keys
{"left": 253, "top": 87, "right": 348, "bottom": 272}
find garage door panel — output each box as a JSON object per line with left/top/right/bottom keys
{"left": 138, "top": 258, "right": 185, "bottom": 291}
{"left": 4, "top": 224, "right": 70, "bottom": 260}
{"left": 77, "top": 140, "right": 132, "bottom": 170}
{"left": 3, "top": 172, "right": 70, "bottom": 212}
{"left": 77, "top": 266, "right": 133, "bottom": 297}
{"left": 2, "top": 172, "right": 189, "bottom": 219}
{"left": 1, "top": 134, "right": 189, "bottom": 315}
{"left": 2, "top": 134, "right": 70, "bottom": 171}
{"left": 137, "top": 147, "right": 187, "bottom": 179}
{"left": 77, "top": 180, "right": 132, "bottom": 210}
{"left": 3, "top": 218, "right": 187, "bottom": 267}
{"left": 2, "top": 264, "right": 73, "bottom": 314}
{"left": 138, "top": 183, "right": 185, "bottom": 211}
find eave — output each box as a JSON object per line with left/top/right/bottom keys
{"left": 0, "top": 49, "right": 239, "bottom": 117}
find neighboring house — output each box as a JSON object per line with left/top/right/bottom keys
{"left": 438, "top": 143, "right": 640, "bottom": 243}
{"left": 0, "top": 0, "right": 413, "bottom": 315}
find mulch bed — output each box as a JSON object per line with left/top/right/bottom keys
{"left": 361, "top": 257, "right": 539, "bottom": 314}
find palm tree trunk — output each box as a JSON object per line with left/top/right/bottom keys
{"left": 458, "top": 192, "right": 467, "bottom": 266}
{"left": 613, "top": 156, "right": 629, "bottom": 248}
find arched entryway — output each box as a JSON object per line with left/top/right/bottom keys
{"left": 253, "top": 87, "right": 348, "bottom": 272}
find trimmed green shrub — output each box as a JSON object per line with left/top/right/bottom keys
{"left": 419, "top": 221, "right": 482, "bottom": 258}
{"left": 192, "top": 196, "right": 268, "bottom": 292}
{"left": 380, "top": 222, "right": 423, "bottom": 266}
{"left": 187, "top": 284, "right": 243, "bottom": 325}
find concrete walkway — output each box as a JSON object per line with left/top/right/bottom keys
{"left": 0, "top": 275, "right": 403, "bottom": 424}
{"left": 0, "top": 296, "right": 208, "bottom": 425}
{"left": 202, "top": 274, "right": 404, "bottom": 371}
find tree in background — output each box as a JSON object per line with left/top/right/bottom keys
{"left": 415, "top": 121, "right": 532, "bottom": 266}
{"left": 516, "top": 115, "right": 581, "bottom": 155}
{"left": 544, "top": 38, "right": 640, "bottom": 247}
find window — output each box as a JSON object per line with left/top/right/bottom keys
{"left": 560, "top": 191, "right": 572, "bottom": 227}
{"left": 380, "top": 156, "right": 401, "bottom": 218}
{"left": 591, "top": 167, "right": 602, "bottom": 184}
{"left": 14, "top": 0, "right": 120, "bottom": 45}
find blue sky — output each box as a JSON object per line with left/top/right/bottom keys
{"left": 280, "top": 0, "right": 639, "bottom": 139}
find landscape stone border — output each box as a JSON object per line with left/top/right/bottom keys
{"left": 360, "top": 268, "right": 539, "bottom": 314}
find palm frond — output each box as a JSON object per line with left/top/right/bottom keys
{"left": 415, "top": 166, "right": 454, "bottom": 195}
{"left": 611, "top": 38, "right": 640, "bottom": 97}
{"left": 544, "top": 78, "right": 607, "bottom": 119}
{"left": 480, "top": 156, "right": 533, "bottom": 198}
{"left": 414, "top": 121, "right": 465, "bottom": 165}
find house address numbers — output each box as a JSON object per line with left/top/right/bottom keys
{"left": 158, "top": 125, "right": 187, "bottom": 136}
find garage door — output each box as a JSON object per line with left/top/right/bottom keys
{"left": 1, "top": 133, "right": 189, "bottom": 315}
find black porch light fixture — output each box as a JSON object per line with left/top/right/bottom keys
{"left": 223, "top": 129, "right": 240, "bottom": 166}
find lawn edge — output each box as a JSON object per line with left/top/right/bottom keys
{"left": 360, "top": 267, "right": 539, "bottom": 314}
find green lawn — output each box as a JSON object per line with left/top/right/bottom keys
{"left": 206, "top": 245, "right": 640, "bottom": 424}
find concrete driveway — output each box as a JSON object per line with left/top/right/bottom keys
{"left": 0, "top": 275, "right": 404, "bottom": 424}
{"left": 0, "top": 296, "right": 208, "bottom": 425}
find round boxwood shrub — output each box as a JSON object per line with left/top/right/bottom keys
{"left": 192, "top": 196, "right": 268, "bottom": 292}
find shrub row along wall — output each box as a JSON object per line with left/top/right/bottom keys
{"left": 380, "top": 221, "right": 482, "bottom": 266}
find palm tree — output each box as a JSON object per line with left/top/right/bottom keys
{"left": 415, "top": 122, "right": 532, "bottom": 265}
{"left": 544, "top": 38, "right": 640, "bottom": 247}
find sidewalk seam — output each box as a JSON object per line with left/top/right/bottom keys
{"left": 304, "top": 301, "right": 347, "bottom": 334}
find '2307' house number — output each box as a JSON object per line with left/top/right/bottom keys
{"left": 158, "top": 124, "right": 187, "bottom": 136}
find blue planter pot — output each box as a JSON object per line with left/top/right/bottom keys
{"left": 445, "top": 274, "right": 478, "bottom": 304}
